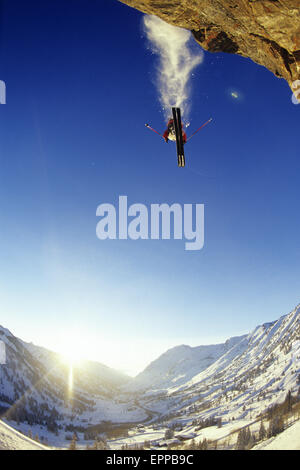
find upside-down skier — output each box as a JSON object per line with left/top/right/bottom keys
{"left": 145, "top": 107, "right": 212, "bottom": 168}
{"left": 163, "top": 117, "right": 187, "bottom": 144}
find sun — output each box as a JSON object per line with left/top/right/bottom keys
{"left": 55, "top": 334, "right": 88, "bottom": 395}
{"left": 60, "top": 350, "right": 83, "bottom": 367}
{"left": 56, "top": 334, "right": 86, "bottom": 367}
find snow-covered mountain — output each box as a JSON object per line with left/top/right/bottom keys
{"left": 126, "top": 336, "right": 245, "bottom": 393}
{"left": 134, "top": 304, "right": 300, "bottom": 425}
{"left": 0, "top": 325, "right": 147, "bottom": 431}
{"left": 1, "top": 302, "right": 300, "bottom": 448}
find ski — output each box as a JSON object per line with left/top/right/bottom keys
{"left": 172, "top": 107, "right": 181, "bottom": 166}
{"left": 172, "top": 107, "right": 185, "bottom": 167}
{"left": 176, "top": 107, "right": 185, "bottom": 168}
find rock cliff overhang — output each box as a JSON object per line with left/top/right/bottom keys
{"left": 119, "top": 0, "right": 300, "bottom": 98}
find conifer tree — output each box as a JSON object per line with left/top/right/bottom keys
{"left": 285, "top": 390, "right": 292, "bottom": 413}
{"left": 259, "top": 420, "right": 266, "bottom": 441}
{"left": 69, "top": 433, "right": 77, "bottom": 450}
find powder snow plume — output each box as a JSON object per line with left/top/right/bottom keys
{"left": 143, "top": 15, "right": 203, "bottom": 122}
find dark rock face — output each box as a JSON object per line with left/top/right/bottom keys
{"left": 119, "top": 0, "right": 300, "bottom": 96}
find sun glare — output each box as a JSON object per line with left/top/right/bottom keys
{"left": 61, "top": 351, "right": 83, "bottom": 367}
{"left": 56, "top": 336, "right": 88, "bottom": 395}
{"left": 52, "top": 330, "right": 169, "bottom": 377}
{"left": 57, "top": 336, "right": 86, "bottom": 367}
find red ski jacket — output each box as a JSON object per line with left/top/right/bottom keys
{"left": 163, "top": 119, "right": 187, "bottom": 143}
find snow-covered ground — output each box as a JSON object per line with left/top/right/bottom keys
{"left": 0, "top": 419, "right": 49, "bottom": 450}
{"left": 1, "top": 303, "right": 300, "bottom": 450}
{"left": 253, "top": 420, "right": 300, "bottom": 450}
{"left": 2, "top": 415, "right": 300, "bottom": 450}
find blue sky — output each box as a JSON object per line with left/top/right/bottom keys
{"left": 0, "top": 0, "right": 299, "bottom": 375}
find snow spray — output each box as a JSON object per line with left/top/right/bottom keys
{"left": 143, "top": 15, "right": 203, "bottom": 122}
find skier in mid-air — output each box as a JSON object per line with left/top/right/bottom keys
{"left": 145, "top": 107, "right": 212, "bottom": 167}
{"left": 163, "top": 117, "right": 187, "bottom": 144}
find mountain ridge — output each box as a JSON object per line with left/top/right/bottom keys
{"left": 1, "top": 303, "right": 300, "bottom": 438}
{"left": 126, "top": 335, "right": 247, "bottom": 393}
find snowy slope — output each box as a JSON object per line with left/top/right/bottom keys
{"left": 1, "top": 302, "right": 300, "bottom": 449}
{"left": 0, "top": 419, "right": 48, "bottom": 450}
{"left": 0, "top": 325, "right": 145, "bottom": 430}
{"left": 23, "top": 339, "right": 130, "bottom": 392}
{"left": 127, "top": 336, "right": 245, "bottom": 393}
{"left": 134, "top": 304, "right": 300, "bottom": 425}
{"left": 253, "top": 420, "right": 300, "bottom": 450}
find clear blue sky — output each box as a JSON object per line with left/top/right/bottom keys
{"left": 0, "top": 0, "right": 299, "bottom": 375}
